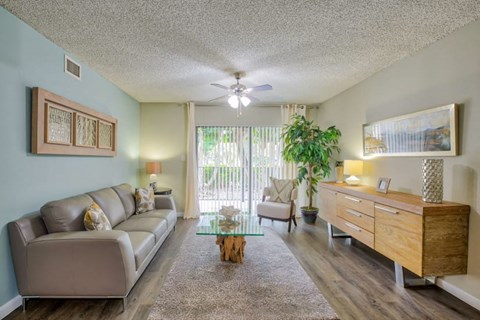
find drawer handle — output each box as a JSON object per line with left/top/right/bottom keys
{"left": 346, "top": 209, "right": 362, "bottom": 217}
{"left": 345, "top": 222, "right": 362, "bottom": 232}
{"left": 375, "top": 205, "right": 399, "bottom": 214}
{"left": 345, "top": 196, "right": 361, "bottom": 203}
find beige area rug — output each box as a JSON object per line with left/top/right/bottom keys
{"left": 148, "top": 226, "right": 339, "bottom": 320}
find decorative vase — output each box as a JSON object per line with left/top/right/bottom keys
{"left": 422, "top": 159, "right": 443, "bottom": 203}
{"left": 301, "top": 207, "right": 318, "bottom": 224}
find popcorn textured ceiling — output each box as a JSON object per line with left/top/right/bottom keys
{"left": 1, "top": 1, "right": 479, "bottom": 104}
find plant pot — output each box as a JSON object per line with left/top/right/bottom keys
{"left": 301, "top": 207, "right": 319, "bottom": 224}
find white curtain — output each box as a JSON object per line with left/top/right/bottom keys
{"left": 281, "top": 104, "right": 306, "bottom": 216}
{"left": 184, "top": 102, "right": 200, "bottom": 219}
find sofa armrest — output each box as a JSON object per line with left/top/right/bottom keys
{"left": 154, "top": 195, "right": 176, "bottom": 211}
{"left": 25, "top": 230, "right": 136, "bottom": 297}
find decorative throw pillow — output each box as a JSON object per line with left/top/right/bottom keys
{"left": 84, "top": 202, "right": 112, "bottom": 231}
{"left": 135, "top": 187, "right": 155, "bottom": 214}
{"left": 270, "top": 178, "right": 295, "bottom": 203}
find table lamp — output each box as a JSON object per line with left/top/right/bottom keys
{"left": 146, "top": 161, "right": 161, "bottom": 190}
{"left": 344, "top": 160, "right": 363, "bottom": 185}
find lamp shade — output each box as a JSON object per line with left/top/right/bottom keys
{"left": 146, "top": 161, "right": 161, "bottom": 174}
{"left": 344, "top": 160, "right": 363, "bottom": 176}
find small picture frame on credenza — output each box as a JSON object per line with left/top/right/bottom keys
{"left": 376, "top": 177, "right": 391, "bottom": 194}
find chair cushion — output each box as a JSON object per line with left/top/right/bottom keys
{"left": 125, "top": 231, "right": 155, "bottom": 269}
{"left": 270, "top": 178, "right": 295, "bottom": 203}
{"left": 112, "top": 184, "right": 136, "bottom": 219}
{"left": 257, "top": 201, "right": 292, "bottom": 220}
{"left": 135, "top": 188, "right": 155, "bottom": 214}
{"left": 114, "top": 218, "right": 167, "bottom": 243}
{"left": 41, "top": 194, "right": 93, "bottom": 233}
{"left": 88, "top": 188, "right": 127, "bottom": 228}
{"left": 84, "top": 202, "right": 112, "bottom": 231}
{"left": 129, "top": 209, "right": 177, "bottom": 229}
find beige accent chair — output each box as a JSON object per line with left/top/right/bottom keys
{"left": 257, "top": 185, "right": 297, "bottom": 232}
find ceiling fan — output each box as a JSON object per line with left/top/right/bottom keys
{"left": 209, "top": 72, "right": 272, "bottom": 109}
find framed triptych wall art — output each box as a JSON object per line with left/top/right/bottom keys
{"left": 32, "top": 87, "right": 117, "bottom": 156}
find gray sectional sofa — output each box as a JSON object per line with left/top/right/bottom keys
{"left": 8, "top": 183, "right": 176, "bottom": 311}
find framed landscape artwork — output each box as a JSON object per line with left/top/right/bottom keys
{"left": 363, "top": 104, "right": 458, "bottom": 157}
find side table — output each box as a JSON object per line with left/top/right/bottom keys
{"left": 154, "top": 187, "right": 172, "bottom": 195}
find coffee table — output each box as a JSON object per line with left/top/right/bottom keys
{"left": 196, "top": 214, "right": 264, "bottom": 263}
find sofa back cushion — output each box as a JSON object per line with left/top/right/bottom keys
{"left": 41, "top": 194, "right": 93, "bottom": 233}
{"left": 88, "top": 188, "right": 126, "bottom": 227}
{"left": 112, "top": 184, "right": 136, "bottom": 218}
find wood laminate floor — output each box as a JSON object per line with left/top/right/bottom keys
{"left": 5, "top": 218, "right": 480, "bottom": 320}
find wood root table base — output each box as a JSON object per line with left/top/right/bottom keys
{"left": 216, "top": 236, "right": 246, "bottom": 263}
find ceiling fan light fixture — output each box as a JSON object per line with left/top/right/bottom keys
{"left": 240, "top": 96, "right": 251, "bottom": 107}
{"left": 228, "top": 95, "right": 239, "bottom": 108}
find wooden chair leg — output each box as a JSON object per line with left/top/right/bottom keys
{"left": 292, "top": 217, "right": 297, "bottom": 226}
{"left": 259, "top": 217, "right": 262, "bottom": 225}
{"left": 288, "top": 218, "right": 292, "bottom": 232}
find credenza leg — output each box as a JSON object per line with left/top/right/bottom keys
{"left": 394, "top": 262, "right": 436, "bottom": 287}
{"left": 394, "top": 262, "right": 406, "bottom": 287}
{"left": 328, "top": 223, "right": 351, "bottom": 238}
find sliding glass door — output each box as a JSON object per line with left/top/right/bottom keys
{"left": 197, "top": 126, "right": 283, "bottom": 214}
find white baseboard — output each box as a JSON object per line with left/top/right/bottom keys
{"left": 176, "top": 211, "right": 184, "bottom": 217}
{"left": 0, "top": 295, "right": 21, "bottom": 319}
{"left": 437, "top": 278, "right": 480, "bottom": 311}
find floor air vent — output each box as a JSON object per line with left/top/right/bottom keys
{"left": 64, "top": 55, "right": 81, "bottom": 80}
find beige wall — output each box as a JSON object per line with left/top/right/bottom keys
{"left": 316, "top": 20, "right": 480, "bottom": 307}
{"left": 140, "top": 103, "right": 187, "bottom": 212}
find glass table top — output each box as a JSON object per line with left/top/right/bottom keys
{"left": 196, "top": 214, "right": 264, "bottom": 236}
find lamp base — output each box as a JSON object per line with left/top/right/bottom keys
{"left": 345, "top": 176, "right": 360, "bottom": 186}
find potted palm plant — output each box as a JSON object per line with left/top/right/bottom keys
{"left": 281, "top": 115, "right": 341, "bottom": 223}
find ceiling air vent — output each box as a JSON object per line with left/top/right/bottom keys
{"left": 64, "top": 55, "right": 81, "bottom": 80}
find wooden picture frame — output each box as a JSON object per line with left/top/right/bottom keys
{"left": 363, "top": 104, "right": 458, "bottom": 157}
{"left": 32, "top": 87, "right": 117, "bottom": 156}
{"left": 376, "top": 177, "right": 391, "bottom": 194}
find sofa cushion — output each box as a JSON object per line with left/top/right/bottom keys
{"left": 135, "top": 188, "right": 155, "bottom": 214}
{"left": 41, "top": 194, "right": 93, "bottom": 233}
{"left": 270, "top": 178, "right": 295, "bottom": 203}
{"left": 130, "top": 209, "right": 177, "bottom": 229}
{"left": 125, "top": 231, "right": 155, "bottom": 270}
{"left": 84, "top": 202, "right": 112, "bottom": 231}
{"left": 114, "top": 218, "right": 167, "bottom": 243}
{"left": 112, "top": 184, "right": 136, "bottom": 219}
{"left": 88, "top": 188, "right": 126, "bottom": 228}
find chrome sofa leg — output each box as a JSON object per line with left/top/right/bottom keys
{"left": 122, "top": 297, "right": 127, "bottom": 312}
{"left": 22, "top": 298, "right": 27, "bottom": 312}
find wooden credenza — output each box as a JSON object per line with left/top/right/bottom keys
{"left": 318, "top": 182, "right": 469, "bottom": 280}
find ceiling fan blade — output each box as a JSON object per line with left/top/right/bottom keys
{"left": 208, "top": 94, "right": 230, "bottom": 102}
{"left": 244, "top": 94, "right": 260, "bottom": 102}
{"left": 211, "top": 83, "right": 229, "bottom": 90}
{"left": 245, "top": 84, "right": 272, "bottom": 92}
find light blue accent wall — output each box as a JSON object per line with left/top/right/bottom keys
{"left": 0, "top": 7, "right": 140, "bottom": 306}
